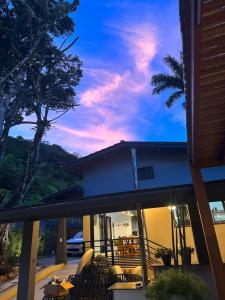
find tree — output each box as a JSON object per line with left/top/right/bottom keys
{"left": 0, "top": 0, "right": 80, "bottom": 161}
{"left": 151, "top": 54, "right": 185, "bottom": 108}
{"left": 5, "top": 40, "right": 82, "bottom": 206}
{"left": 0, "top": 0, "right": 81, "bottom": 265}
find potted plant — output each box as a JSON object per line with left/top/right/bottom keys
{"left": 155, "top": 248, "right": 173, "bottom": 266}
{"left": 178, "top": 246, "right": 194, "bottom": 265}
{"left": 145, "top": 269, "right": 210, "bottom": 300}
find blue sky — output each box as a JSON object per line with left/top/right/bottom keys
{"left": 12, "top": 0, "right": 186, "bottom": 155}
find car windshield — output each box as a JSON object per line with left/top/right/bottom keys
{"left": 74, "top": 232, "right": 83, "bottom": 239}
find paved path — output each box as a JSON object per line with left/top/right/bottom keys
{"left": 12, "top": 257, "right": 80, "bottom": 300}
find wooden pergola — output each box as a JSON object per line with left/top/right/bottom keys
{"left": 180, "top": 0, "right": 225, "bottom": 299}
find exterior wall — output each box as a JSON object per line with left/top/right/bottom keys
{"left": 83, "top": 148, "right": 134, "bottom": 197}
{"left": 144, "top": 207, "right": 225, "bottom": 263}
{"left": 144, "top": 207, "right": 198, "bottom": 264}
{"left": 82, "top": 146, "right": 225, "bottom": 198}
{"left": 137, "top": 148, "right": 192, "bottom": 189}
{"left": 83, "top": 216, "right": 90, "bottom": 242}
{"left": 137, "top": 148, "right": 225, "bottom": 190}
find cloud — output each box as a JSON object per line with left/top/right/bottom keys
{"left": 109, "top": 23, "right": 158, "bottom": 75}
{"left": 51, "top": 123, "right": 134, "bottom": 154}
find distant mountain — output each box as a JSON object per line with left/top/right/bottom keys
{"left": 0, "top": 136, "right": 81, "bottom": 207}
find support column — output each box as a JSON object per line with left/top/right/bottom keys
{"left": 188, "top": 200, "right": 209, "bottom": 264}
{"left": 191, "top": 165, "right": 225, "bottom": 299}
{"left": 136, "top": 203, "right": 148, "bottom": 286}
{"left": 17, "top": 221, "right": 40, "bottom": 300}
{"left": 55, "top": 218, "right": 67, "bottom": 265}
{"left": 90, "top": 215, "right": 95, "bottom": 249}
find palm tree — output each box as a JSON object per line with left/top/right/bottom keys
{"left": 151, "top": 54, "right": 185, "bottom": 108}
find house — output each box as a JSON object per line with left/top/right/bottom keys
{"left": 66, "top": 141, "right": 225, "bottom": 266}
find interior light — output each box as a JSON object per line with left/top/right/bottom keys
{"left": 168, "top": 206, "right": 176, "bottom": 210}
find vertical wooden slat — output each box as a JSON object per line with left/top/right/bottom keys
{"left": 136, "top": 203, "right": 148, "bottom": 286}
{"left": 55, "top": 218, "right": 67, "bottom": 265}
{"left": 17, "top": 221, "right": 40, "bottom": 300}
{"left": 191, "top": 165, "right": 225, "bottom": 299}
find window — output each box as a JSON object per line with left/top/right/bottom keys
{"left": 137, "top": 166, "right": 155, "bottom": 181}
{"left": 210, "top": 201, "right": 225, "bottom": 224}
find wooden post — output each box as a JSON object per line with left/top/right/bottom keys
{"left": 55, "top": 218, "right": 67, "bottom": 265}
{"left": 136, "top": 203, "right": 148, "bottom": 286}
{"left": 187, "top": 200, "right": 209, "bottom": 264}
{"left": 90, "top": 215, "right": 95, "bottom": 250}
{"left": 191, "top": 165, "right": 225, "bottom": 299}
{"left": 17, "top": 221, "right": 40, "bottom": 300}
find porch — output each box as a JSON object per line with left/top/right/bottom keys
{"left": 0, "top": 180, "right": 224, "bottom": 299}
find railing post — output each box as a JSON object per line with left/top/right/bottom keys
{"left": 104, "top": 214, "right": 108, "bottom": 258}
{"left": 170, "top": 209, "right": 176, "bottom": 266}
{"left": 55, "top": 218, "right": 67, "bottom": 265}
{"left": 110, "top": 239, "right": 115, "bottom": 266}
{"left": 17, "top": 221, "right": 39, "bottom": 300}
{"left": 136, "top": 203, "right": 148, "bottom": 286}
{"left": 90, "top": 215, "right": 95, "bottom": 250}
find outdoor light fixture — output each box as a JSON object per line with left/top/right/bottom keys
{"left": 168, "top": 206, "right": 176, "bottom": 210}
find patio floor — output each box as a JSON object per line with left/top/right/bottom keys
{"left": 12, "top": 257, "right": 80, "bottom": 300}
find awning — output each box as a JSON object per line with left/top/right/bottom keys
{"left": 180, "top": 0, "right": 225, "bottom": 168}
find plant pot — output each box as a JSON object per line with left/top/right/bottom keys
{"left": 162, "top": 255, "right": 171, "bottom": 266}
{"left": 184, "top": 253, "right": 192, "bottom": 265}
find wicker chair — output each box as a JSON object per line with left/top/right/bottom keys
{"left": 69, "top": 255, "right": 113, "bottom": 300}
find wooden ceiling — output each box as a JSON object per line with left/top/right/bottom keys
{"left": 180, "top": 0, "right": 225, "bottom": 168}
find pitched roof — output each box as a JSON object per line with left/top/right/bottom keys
{"left": 65, "top": 141, "right": 187, "bottom": 176}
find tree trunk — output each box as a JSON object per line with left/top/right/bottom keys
{"left": 0, "top": 123, "right": 10, "bottom": 162}
{"left": 0, "top": 224, "right": 9, "bottom": 265}
{"left": 0, "top": 104, "right": 5, "bottom": 138}
{"left": 17, "top": 123, "right": 46, "bottom": 205}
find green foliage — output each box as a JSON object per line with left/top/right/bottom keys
{"left": 145, "top": 269, "right": 210, "bottom": 300}
{"left": 178, "top": 246, "right": 195, "bottom": 256}
{"left": 151, "top": 54, "right": 185, "bottom": 108}
{"left": 0, "top": 136, "right": 80, "bottom": 207}
{"left": 155, "top": 248, "right": 173, "bottom": 259}
{"left": 7, "top": 230, "right": 22, "bottom": 266}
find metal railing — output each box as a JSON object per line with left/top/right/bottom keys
{"left": 83, "top": 237, "right": 163, "bottom": 269}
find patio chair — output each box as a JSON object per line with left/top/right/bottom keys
{"left": 68, "top": 252, "right": 113, "bottom": 300}
{"left": 111, "top": 265, "right": 142, "bottom": 283}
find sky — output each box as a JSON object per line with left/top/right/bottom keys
{"left": 12, "top": 0, "right": 186, "bottom": 155}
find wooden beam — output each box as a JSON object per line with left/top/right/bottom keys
{"left": 55, "top": 218, "right": 67, "bottom": 265}
{"left": 190, "top": 165, "right": 225, "bottom": 299}
{"left": 17, "top": 221, "right": 40, "bottom": 300}
{"left": 136, "top": 203, "right": 148, "bottom": 286}
{"left": 90, "top": 215, "right": 95, "bottom": 249}
{"left": 188, "top": 201, "right": 209, "bottom": 264}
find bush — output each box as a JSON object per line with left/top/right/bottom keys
{"left": 7, "top": 230, "right": 22, "bottom": 266}
{"left": 155, "top": 248, "right": 173, "bottom": 259}
{"left": 145, "top": 269, "right": 210, "bottom": 300}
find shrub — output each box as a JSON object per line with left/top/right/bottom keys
{"left": 145, "top": 269, "right": 210, "bottom": 300}
{"left": 155, "top": 248, "right": 173, "bottom": 259}
{"left": 7, "top": 230, "right": 23, "bottom": 265}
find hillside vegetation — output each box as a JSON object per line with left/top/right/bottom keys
{"left": 0, "top": 136, "right": 80, "bottom": 207}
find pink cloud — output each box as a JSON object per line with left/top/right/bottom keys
{"left": 109, "top": 23, "right": 158, "bottom": 75}
{"left": 53, "top": 123, "right": 134, "bottom": 154}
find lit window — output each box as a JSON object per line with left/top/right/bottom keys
{"left": 210, "top": 202, "right": 225, "bottom": 224}
{"left": 137, "top": 166, "right": 155, "bottom": 181}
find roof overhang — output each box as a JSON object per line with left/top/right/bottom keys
{"left": 180, "top": 0, "right": 225, "bottom": 168}
{"left": 0, "top": 180, "right": 225, "bottom": 223}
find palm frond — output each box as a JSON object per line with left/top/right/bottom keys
{"left": 164, "top": 55, "right": 184, "bottom": 80}
{"left": 165, "top": 90, "right": 184, "bottom": 108}
{"left": 151, "top": 74, "right": 183, "bottom": 95}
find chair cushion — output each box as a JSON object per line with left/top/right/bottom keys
{"left": 76, "top": 248, "right": 94, "bottom": 275}
{"left": 131, "top": 266, "right": 142, "bottom": 276}
{"left": 112, "top": 265, "right": 123, "bottom": 275}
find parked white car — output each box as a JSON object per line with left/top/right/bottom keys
{"left": 66, "top": 231, "right": 84, "bottom": 256}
